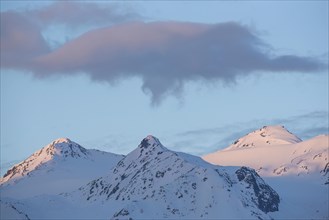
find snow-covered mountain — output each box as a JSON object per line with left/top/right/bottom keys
{"left": 0, "top": 138, "right": 123, "bottom": 198}
{"left": 223, "top": 125, "right": 302, "bottom": 151}
{"left": 203, "top": 125, "right": 329, "bottom": 219}
{"left": 1, "top": 136, "right": 280, "bottom": 219}
{"left": 74, "top": 135, "right": 279, "bottom": 219}
{"left": 203, "top": 125, "right": 328, "bottom": 178}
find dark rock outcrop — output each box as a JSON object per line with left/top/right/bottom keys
{"left": 236, "top": 166, "right": 280, "bottom": 213}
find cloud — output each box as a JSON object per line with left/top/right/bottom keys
{"left": 1, "top": 3, "right": 327, "bottom": 105}
{"left": 173, "top": 111, "right": 328, "bottom": 155}
{"left": 174, "top": 122, "right": 261, "bottom": 155}
{"left": 270, "top": 111, "right": 329, "bottom": 139}
{"left": 298, "top": 127, "right": 328, "bottom": 139}
{"left": 28, "top": 1, "right": 139, "bottom": 27}
{"left": 0, "top": 11, "right": 50, "bottom": 67}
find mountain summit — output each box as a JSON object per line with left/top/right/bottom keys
{"left": 138, "top": 135, "right": 166, "bottom": 152}
{"left": 52, "top": 137, "right": 72, "bottom": 144}
{"left": 0, "top": 138, "right": 123, "bottom": 198}
{"left": 42, "top": 137, "right": 89, "bottom": 159}
{"left": 223, "top": 125, "right": 302, "bottom": 151}
{"left": 1, "top": 138, "right": 89, "bottom": 183}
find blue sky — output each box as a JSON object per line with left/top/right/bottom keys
{"left": 1, "top": 1, "right": 328, "bottom": 172}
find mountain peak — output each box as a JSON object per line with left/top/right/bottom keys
{"left": 134, "top": 135, "right": 167, "bottom": 157}
{"left": 223, "top": 125, "right": 301, "bottom": 151}
{"left": 256, "top": 125, "right": 301, "bottom": 142}
{"left": 112, "top": 135, "right": 168, "bottom": 173}
{"left": 52, "top": 137, "right": 72, "bottom": 145}
{"left": 1, "top": 138, "right": 89, "bottom": 182}
{"left": 260, "top": 125, "right": 290, "bottom": 134}
{"left": 139, "top": 135, "right": 162, "bottom": 148}
{"left": 46, "top": 138, "right": 88, "bottom": 159}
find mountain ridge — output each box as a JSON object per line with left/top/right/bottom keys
{"left": 1, "top": 135, "right": 280, "bottom": 219}
{"left": 1, "top": 127, "right": 328, "bottom": 219}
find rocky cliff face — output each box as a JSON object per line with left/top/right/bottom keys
{"left": 236, "top": 166, "right": 280, "bottom": 213}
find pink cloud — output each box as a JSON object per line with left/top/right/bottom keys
{"left": 0, "top": 12, "right": 49, "bottom": 68}
{"left": 0, "top": 3, "right": 326, "bottom": 105}
{"left": 29, "top": 1, "right": 139, "bottom": 27}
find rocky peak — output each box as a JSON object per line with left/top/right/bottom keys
{"left": 139, "top": 135, "right": 162, "bottom": 149}
{"left": 135, "top": 135, "right": 168, "bottom": 157}
{"left": 110, "top": 136, "right": 169, "bottom": 173}
{"left": 257, "top": 125, "right": 300, "bottom": 141}
{"left": 51, "top": 138, "right": 72, "bottom": 145}
{"left": 45, "top": 138, "right": 88, "bottom": 159}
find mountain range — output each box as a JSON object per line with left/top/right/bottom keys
{"left": 1, "top": 125, "right": 328, "bottom": 219}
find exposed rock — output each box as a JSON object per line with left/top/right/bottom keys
{"left": 236, "top": 166, "right": 280, "bottom": 213}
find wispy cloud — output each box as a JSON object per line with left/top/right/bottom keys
{"left": 169, "top": 111, "right": 328, "bottom": 155}
{"left": 269, "top": 111, "right": 329, "bottom": 139}
{"left": 1, "top": 2, "right": 327, "bottom": 105}
{"left": 27, "top": 1, "right": 139, "bottom": 27}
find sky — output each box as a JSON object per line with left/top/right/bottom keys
{"left": 1, "top": 1, "right": 328, "bottom": 173}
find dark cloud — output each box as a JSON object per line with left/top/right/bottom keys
{"left": 1, "top": 3, "right": 327, "bottom": 105}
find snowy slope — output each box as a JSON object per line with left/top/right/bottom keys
{"left": 0, "top": 201, "right": 29, "bottom": 220}
{"left": 1, "top": 136, "right": 280, "bottom": 219}
{"left": 0, "top": 138, "right": 123, "bottom": 199}
{"left": 203, "top": 125, "right": 329, "bottom": 219}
